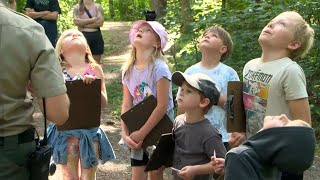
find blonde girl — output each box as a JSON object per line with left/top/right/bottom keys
{"left": 120, "top": 20, "right": 174, "bottom": 180}
{"left": 48, "top": 29, "right": 115, "bottom": 180}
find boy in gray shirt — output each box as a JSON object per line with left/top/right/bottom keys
{"left": 171, "top": 71, "right": 226, "bottom": 180}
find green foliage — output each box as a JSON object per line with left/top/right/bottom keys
{"left": 57, "top": 0, "right": 76, "bottom": 33}
{"left": 107, "top": 0, "right": 151, "bottom": 21}
{"left": 165, "top": 0, "right": 320, "bottom": 139}
{"left": 16, "top": 0, "right": 26, "bottom": 13}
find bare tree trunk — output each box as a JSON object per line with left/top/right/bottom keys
{"left": 150, "top": 0, "right": 167, "bottom": 19}
{"left": 180, "top": 0, "right": 192, "bottom": 33}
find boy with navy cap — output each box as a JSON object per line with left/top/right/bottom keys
{"left": 171, "top": 71, "right": 226, "bottom": 180}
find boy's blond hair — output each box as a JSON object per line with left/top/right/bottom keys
{"left": 283, "top": 11, "right": 315, "bottom": 60}
{"left": 202, "top": 26, "right": 233, "bottom": 62}
{"left": 285, "top": 119, "right": 311, "bottom": 127}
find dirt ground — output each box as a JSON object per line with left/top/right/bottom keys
{"left": 33, "top": 22, "right": 319, "bottom": 180}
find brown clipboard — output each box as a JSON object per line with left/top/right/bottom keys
{"left": 145, "top": 133, "right": 174, "bottom": 172}
{"left": 57, "top": 79, "right": 101, "bottom": 131}
{"left": 226, "top": 81, "right": 246, "bottom": 132}
{"left": 120, "top": 95, "right": 173, "bottom": 150}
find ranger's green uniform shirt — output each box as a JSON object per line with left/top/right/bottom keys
{"left": 0, "top": 4, "right": 66, "bottom": 136}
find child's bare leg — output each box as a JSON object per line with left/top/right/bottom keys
{"left": 60, "top": 137, "right": 80, "bottom": 180}
{"left": 132, "top": 166, "right": 148, "bottom": 180}
{"left": 149, "top": 166, "right": 164, "bottom": 180}
{"left": 80, "top": 166, "right": 97, "bottom": 180}
{"left": 80, "top": 141, "right": 99, "bottom": 180}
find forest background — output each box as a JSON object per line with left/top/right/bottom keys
{"left": 15, "top": 0, "right": 319, "bottom": 152}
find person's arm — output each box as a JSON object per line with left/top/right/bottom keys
{"left": 41, "top": 11, "right": 59, "bottom": 20}
{"left": 121, "top": 85, "right": 142, "bottom": 149}
{"left": 121, "top": 85, "right": 132, "bottom": 138}
{"left": 288, "top": 98, "right": 311, "bottom": 125}
{"left": 73, "top": 6, "right": 98, "bottom": 27}
{"left": 210, "top": 157, "right": 225, "bottom": 174}
{"left": 37, "top": 94, "right": 70, "bottom": 125}
{"left": 217, "top": 95, "right": 227, "bottom": 108}
{"left": 177, "top": 163, "right": 217, "bottom": 179}
{"left": 130, "top": 78, "right": 170, "bottom": 143}
{"left": 74, "top": 16, "right": 97, "bottom": 27}
{"left": 283, "top": 65, "right": 311, "bottom": 124}
{"left": 83, "top": 16, "right": 103, "bottom": 28}
{"left": 228, "top": 132, "right": 246, "bottom": 148}
{"left": 94, "top": 65, "right": 108, "bottom": 108}
{"left": 83, "top": 4, "right": 104, "bottom": 28}
{"left": 25, "top": 8, "right": 50, "bottom": 19}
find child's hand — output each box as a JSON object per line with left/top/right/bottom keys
{"left": 123, "top": 135, "right": 142, "bottom": 149}
{"left": 210, "top": 157, "right": 225, "bottom": 174}
{"left": 130, "top": 130, "right": 146, "bottom": 145}
{"left": 228, "top": 132, "right": 246, "bottom": 148}
{"left": 83, "top": 75, "right": 97, "bottom": 84}
{"left": 177, "top": 166, "right": 195, "bottom": 180}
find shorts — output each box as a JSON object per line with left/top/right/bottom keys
{"left": 82, "top": 31, "right": 104, "bottom": 55}
{"left": 131, "top": 152, "right": 149, "bottom": 166}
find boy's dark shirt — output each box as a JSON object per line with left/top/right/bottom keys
{"left": 173, "top": 114, "right": 226, "bottom": 180}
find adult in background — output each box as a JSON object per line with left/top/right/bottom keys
{"left": 0, "top": 2, "right": 70, "bottom": 179}
{"left": 25, "top": 0, "right": 61, "bottom": 47}
{"left": 73, "top": 0, "right": 105, "bottom": 64}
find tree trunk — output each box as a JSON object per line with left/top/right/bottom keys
{"left": 150, "top": 0, "right": 167, "bottom": 20}
{"left": 180, "top": 0, "right": 192, "bottom": 33}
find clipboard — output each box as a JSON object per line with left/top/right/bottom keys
{"left": 226, "top": 81, "right": 246, "bottom": 132}
{"left": 145, "top": 133, "right": 174, "bottom": 172}
{"left": 57, "top": 79, "right": 101, "bottom": 131}
{"left": 120, "top": 95, "right": 173, "bottom": 150}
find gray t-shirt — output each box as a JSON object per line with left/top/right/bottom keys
{"left": 173, "top": 114, "right": 226, "bottom": 180}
